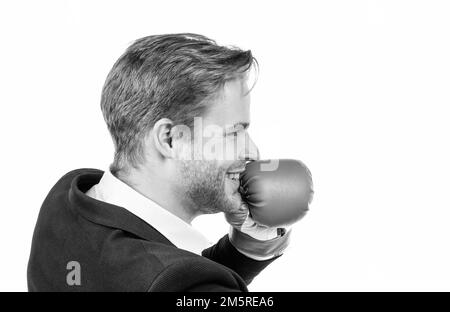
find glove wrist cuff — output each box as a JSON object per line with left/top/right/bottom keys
{"left": 228, "top": 226, "right": 291, "bottom": 260}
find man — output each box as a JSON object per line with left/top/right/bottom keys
{"left": 27, "top": 33, "right": 291, "bottom": 291}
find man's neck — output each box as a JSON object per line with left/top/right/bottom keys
{"left": 114, "top": 167, "right": 196, "bottom": 224}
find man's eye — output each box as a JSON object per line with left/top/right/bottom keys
{"left": 224, "top": 131, "right": 237, "bottom": 137}
{"left": 225, "top": 127, "right": 246, "bottom": 137}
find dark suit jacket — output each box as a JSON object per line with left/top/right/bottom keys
{"left": 27, "top": 169, "right": 279, "bottom": 291}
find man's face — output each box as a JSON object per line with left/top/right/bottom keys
{"left": 175, "top": 78, "right": 259, "bottom": 215}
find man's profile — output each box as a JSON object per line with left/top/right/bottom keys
{"left": 27, "top": 33, "right": 295, "bottom": 291}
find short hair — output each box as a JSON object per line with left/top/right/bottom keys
{"left": 100, "top": 33, "right": 258, "bottom": 175}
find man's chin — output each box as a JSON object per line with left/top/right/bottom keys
{"left": 223, "top": 177, "right": 242, "bottom": 208}
{"left": 200, "top": 192, "right": 241, "bottom": 216}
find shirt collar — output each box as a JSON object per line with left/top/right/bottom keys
{"left": 86, "top": 168, "right": 212, "bottom": 255}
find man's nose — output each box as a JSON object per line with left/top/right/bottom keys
{"left": 239, "top": 135, "right": 260, "bottom": 161}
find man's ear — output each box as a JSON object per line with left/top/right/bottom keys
{"left": 152, "top": 118, "right": 175, "bottom": 159}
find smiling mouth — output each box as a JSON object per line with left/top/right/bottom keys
{"left": 226, "top": 172, "right": 240, "bottom": 181}
{"left": 225, "top": 171, "right": 242, "bottom": 194}
{"left": 225, "top": 164, "right": 246, "bottom": 185}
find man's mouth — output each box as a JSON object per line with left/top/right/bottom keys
{"left": 225, "top": 164, "right": 246, "bottom": 193}
{"left": 225, "top": 168, "right": 245, "bottom": 194}
{"left": 226, "top": 172, "right": 240, "bottom": 181}
{"left": 226, "top": 166, "right": 246, "bottom": 182}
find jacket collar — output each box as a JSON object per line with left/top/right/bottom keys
{"left": 86, "top": 168, "right": 212, "bottom": 255}
{"left": 67, "top": 169, "right": 174, "bottom": 246}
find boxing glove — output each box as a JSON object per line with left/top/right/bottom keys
{"left": 239, "top": 159, "right": 314, "bottom": 228}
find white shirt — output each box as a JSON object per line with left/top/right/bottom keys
{"left": 85, "top": 168, "right": 213, "bottom": 255}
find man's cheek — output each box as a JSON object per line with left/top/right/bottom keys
{"left": 223, "top": 138, "right": 240, "bottom": 161}
{"left": 201, "top": 136, "right": 225, "bottom": 161}
{"left": 200, "top": 136, "right": 239, "bottom": 162}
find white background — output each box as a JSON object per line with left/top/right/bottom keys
{"left": 1, "top": 0, "right": 449, "bottom": 292}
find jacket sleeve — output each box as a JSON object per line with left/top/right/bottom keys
{"left": 147, "top": 255, "right": 248, "bottom": 292}
{"left": 201, "top": 234, "right": 281, "bottom": 285}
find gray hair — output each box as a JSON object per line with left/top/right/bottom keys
{"left": 100, "top": 33, "right": 258, "bottom": 175}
